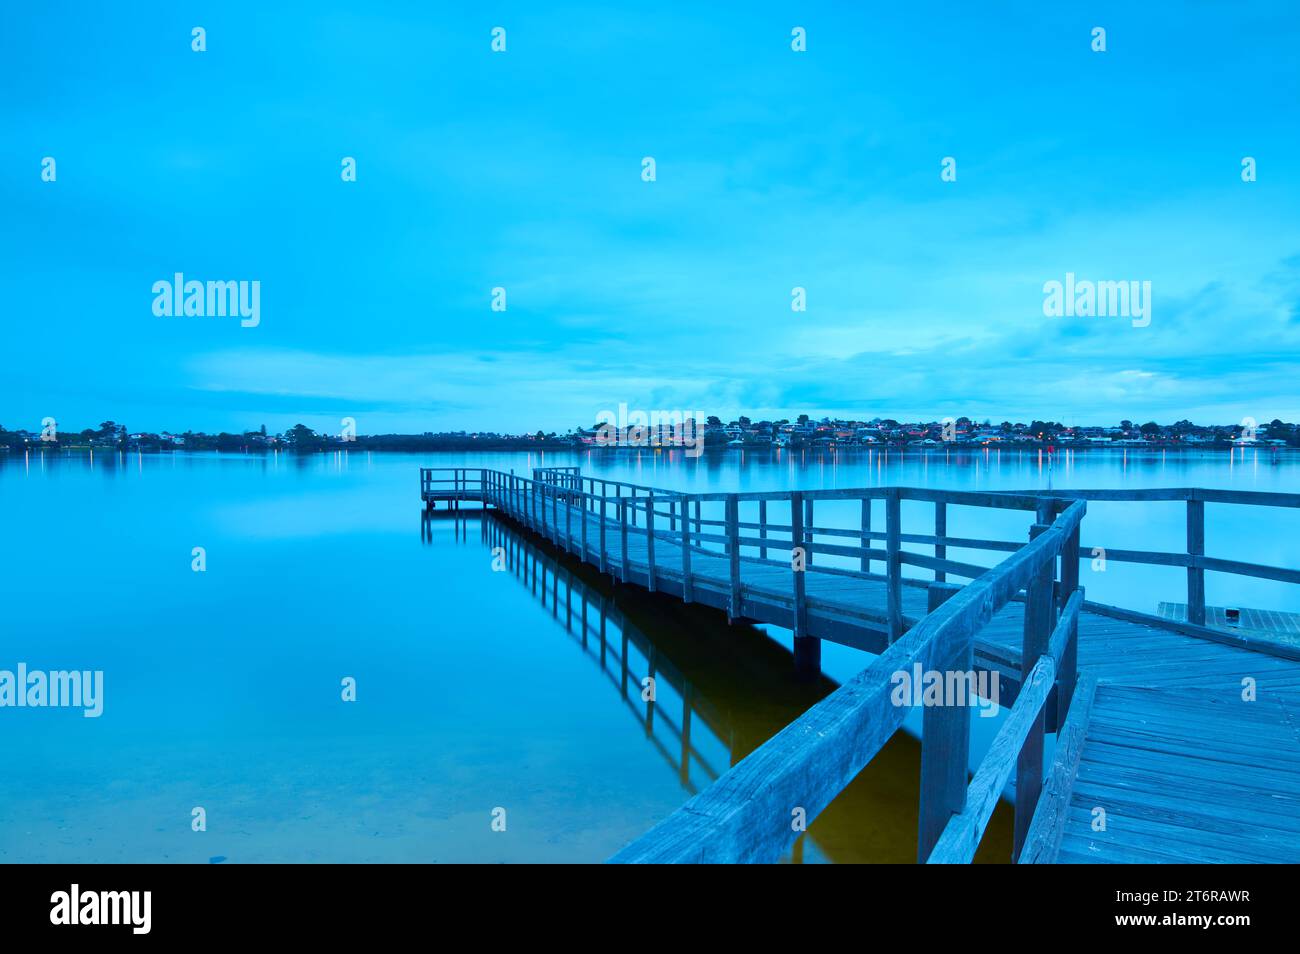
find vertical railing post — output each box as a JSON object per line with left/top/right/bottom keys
{"left": 552, "top": 483, "right": 559, "bottom": 546}
{"left": 694, "top": 498, "right": 701, "bottom": 536}
{"left": 646, "top": 489, "right": 657, "bottom": 592}
{"left": 564, "top": 490, "right": 572, "bottom": 552}
{"left": 1187, "top": 495, "right": 1206, "bottom": 626}
{"left": 726, "top": 494, "right": 741, "bottom": 619}
{"left": 1015, "top": 520, "right": 1054, "bottom": 861}
{"left": 886, "top": 489, "right": 902, "bottom": 642}
{"left": 804, "top": 497, "right": 814, "bottom": 567}
{"left": 759, "top": 499, "right": 768, "bottom": 560}
{"left": 680, "top": 496, "right": 694, "bottom": 603}
{"left": 580, "top": 491, "right": 588, "bottom": 561}
{"left": 619, "top": 497, "right": 629, "bottom": 583}
{"left": 860, "top": 496, "right": 871, "bottom": 574}
{"left": 917, "top": 580, "right": 966, "bottom": 862}
{"left": 934, "top": 501, "right": 947, "bottom": 583}
{"left": 790, "top": 491, "right": 816, "bottom": 679}
{"left": 1057, "top": 518, "right": 1082, "bottom": 727}
{"left": 599, "top": 491, "right": 608, "bottom": 575}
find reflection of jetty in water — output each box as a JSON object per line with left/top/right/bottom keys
{"left": 421, "top": 507, "right": 1013, "bottom": 863}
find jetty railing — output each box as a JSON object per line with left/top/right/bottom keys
{"left": 442, "top": 467, "right": 1074, "bottom": 639}
{"left": 1010, "top": 488, "right": 1300, "bottom": 645}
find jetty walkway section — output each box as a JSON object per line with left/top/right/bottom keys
{"left": 421, "top": 467, "right": 1300, "bottom": 864}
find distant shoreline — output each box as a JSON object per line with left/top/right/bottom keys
{"left": 4, "top": 442, "right": 1291, "bottom": 456}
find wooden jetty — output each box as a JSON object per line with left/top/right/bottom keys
{"left": 421, "top": 467, "right": 1300, "bottom": 864}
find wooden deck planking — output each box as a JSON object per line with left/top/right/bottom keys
{"left": 1158, "top": 601, "right": 1300, "bottom": 644}
{"left": 1047, "top": 685, "right": 1300, "bottom": 863}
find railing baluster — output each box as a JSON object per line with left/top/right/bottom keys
{"left": 934, "top": 501, "right": 947, "bottom": 583}
{"left": 1015, "top": 520, "right": 1054, "bottom": 860}
{"left": 918, "top": 580, "right": 966, "bottom": 862}
{"left": 804, "top": 497, "right": 814, "bottom": 567}
{"left": 1057, "top": 521, "right": 1082, "bottom": 727}
{"left": 887, "top": 489, "right": 902, "bottom": 642}
{"left": 759, "top": 499, "right": 768, "bottom": 560}
{"left": 790, "top": 491, "right": 816, "bottom": 678}
{"left": 600, "top": 491, "right": 608, "bottom": 575}
{"left": 646, "top": 489, "right": 657, "bottom": 592}
{"left": 580, "top": 491, "right": 588, "bottom": 560}
{"left": 726, "top": 494, "right": 741, "bottom": 619}
{"left": 861, "top": 497, "right": 871, "bottom": 574}
{"left": 620, "top": 497, "right": 629, "bottom": 583}
{"left": 681, "top": 495, "right": 694, "bottom": 603}
{"left": 1187, "top": 496, "right": 1206, "bottom": 626}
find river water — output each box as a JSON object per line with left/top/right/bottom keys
{"left": 1, "top": 446, "right": 1293, "bottom": 862}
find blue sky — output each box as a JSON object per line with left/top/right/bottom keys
{"left": 4, "top": 2, "right": 1299, "bottom": 434}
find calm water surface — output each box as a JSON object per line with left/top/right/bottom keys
{"left": 1, "top": 447, "right": 1294, "bottom": 862}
